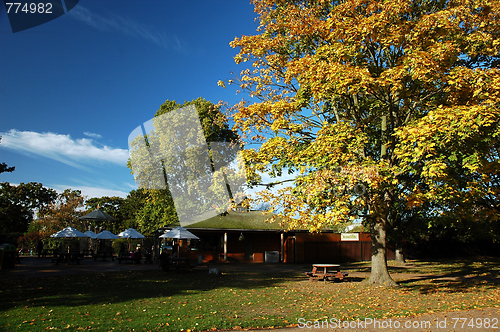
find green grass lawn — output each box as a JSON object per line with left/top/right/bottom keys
{"left": 1, "top": 258, "right": 499, "bottom": 331}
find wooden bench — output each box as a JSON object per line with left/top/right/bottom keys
{"left": 52, "top": 253, "right": 82, "bottom": 265}
{"left": 93, "top": 252, "right": 116, "bottom": 261}
{"left": 118, "top": 253, "right": 141, "bottom": 264}
{"left": 306, "top": 263, "right": 349, "bottom": 283}
{"left": 305, "top": 271, "right": 348, "bottom": 282}
{"left": 118, "top": 257, "right": 137, "bottom": 263}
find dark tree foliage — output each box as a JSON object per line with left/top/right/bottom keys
{"left": 0, "top": 182, "right": 57, "bottom": 233}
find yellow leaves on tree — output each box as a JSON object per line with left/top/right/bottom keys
{"left": 226, "top": 0, "right": 500, "bottom": 286}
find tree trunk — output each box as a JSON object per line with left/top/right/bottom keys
{"left": 366, "top": 113, "right": 398, "bottom": 286}
{"left": 367, "top": 217, "right": 399, "bottom": 287}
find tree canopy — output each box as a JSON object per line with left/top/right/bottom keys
{"left": 0, "top": 182, "right": 57, "bottom": 233}
{"left": 128, "top": 97, "right": 244, "bottom": 233}
{"left": 84, "top": 196, "right": 125, "bottom": 234}
{"left": 225, "top": 0, "right": 500, "bottom": 286}
{"left": 34, "top": 189, "right": 86, "bottom": 237}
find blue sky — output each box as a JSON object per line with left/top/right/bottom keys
{"left": 0, "top": 1, "right": 262, "bottom": 199}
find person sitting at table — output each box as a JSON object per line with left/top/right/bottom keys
{"left": 36, "top": 240, "right": 44, "bottom": 259}
{"left": 159, "top": 248, "right": 170, "bottom": 271}
{"left": 144, "top": 247, "right": 153, "bottom": 264}
{"left": 119, "top": 243, "right": 126, "bottom": 258}
{"left": 171, "top": 243, "right": 179, "bottom": 259}
{"left": 133, "top": 249, "right": 142, "bottom": 264}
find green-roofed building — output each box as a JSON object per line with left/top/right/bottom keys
{"left": 157, "top": 210, "right": 384, "bottom": 264}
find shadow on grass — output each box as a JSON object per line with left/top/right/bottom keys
{"left": 397, "top": 257, "right": 500, "bottom": 276}
{"left": 2, "top": 257, "right": 498, "bottom": 311}
{"left": 401, "top": 278, "right": 499, "bottom": 295}
{"left": 0, "top": 268, "right": 304, "bottom": 311}
{"left": 394, "top": 257, "right": 500, "bottom": 294}
{"left": 341, "top": 257, "right": 500, "bottom": 293}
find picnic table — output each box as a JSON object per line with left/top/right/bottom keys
{"left": 305, "top": 263, "right": 348, "bottom": 283}
{"left": 52, "top": 251, "right": 83, "bottom": 265}
{"left": 171, "top": 257, "right": 192, "bottom": 271}
{"left": 118, "top": 251, "right": 141, "bottom": 264}
{"left": 93, "top": 251, "right": 116, "bottom": 261}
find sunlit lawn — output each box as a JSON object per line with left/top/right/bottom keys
{"left": 1, "top": 258, "right": 499, "bottom": 331}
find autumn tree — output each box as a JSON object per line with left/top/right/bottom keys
{"left": 34, "top": 189, "right": 86, "bottom": 237}
{"left": 225, "top": 0, "right": 500, "bottom": 286}
{"left": 396, "top": 95, "right": 500, "bottom": 249}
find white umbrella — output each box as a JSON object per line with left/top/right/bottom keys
{"left": 84, "top": 230, "right": 98, "bottom": 239}
{"left": 160, "top": 227, "right": 199, "bottom": 260}
{"left": 96, "top": 230, "right": 120, "bottom": 240}
{"left": 50, "top": 227, "right": 90, "bottom": 238}
{"left": 159, "top": 226, "right": 199, "bottom": 240}
{"left": 50, "top": 227, "right": 90, "bottom": 254}
{"left": 118, "top": 228, "right": 145, "bottom": 239}
{"left": 117, "top": 228, "right": 145, "bottom": 252}
{"left": 95, "top": 230, "right": 119, "bottom": 257}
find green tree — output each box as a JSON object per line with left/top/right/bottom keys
{"left": 84, "top": 196, "right": 125, "bottom": 234}
{"left": 225, "top": 0, "right": 500, "bottom": 286}
{"left": 128, "top": 97, "right": 242, "bottom": 232}
{"left": 120, "top": 189, "right": 149, "bottom": 229}
{"left": 134, "top": 189, "right": 178, "bottom": 235}
{"left": 0, "top": 182, "right": 57, "bottom": 233}
{"left": 0, "top": 163, "right": 15, "bottom": 175}
{"left": 154, "top": 98, "right": 237, "bottom": 144}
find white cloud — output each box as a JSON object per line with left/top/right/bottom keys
{"left": 84, "top": 132, "right": 102, "bottom": 139}
{"left": 0, "top": 129, "right": 129, "bottom": 168}
{"left": 69, "top": 5, "right": 180, "bottom": 51}
{"left": 125, "top": 182, "right": 138, "bottom": 190}
{"left": 52, "top": 185, "right": 129, "bottom": 199}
